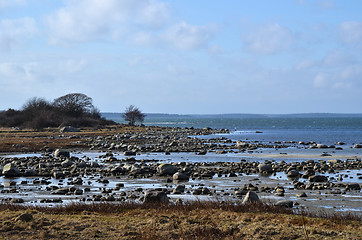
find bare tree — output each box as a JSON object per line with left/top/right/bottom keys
{"left": 53, "top": 93, "right": 95, "bottom": 117}
{"left": 22, "top": 97, "right": 52, "bottom": 112}
{"left": 122, "top": 105, "right": 146, "bottom": 125}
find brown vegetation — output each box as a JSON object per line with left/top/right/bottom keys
{"left": 0, "top": 202, "right": 360, "bottom": 240}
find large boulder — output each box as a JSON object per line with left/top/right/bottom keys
{"left": 54, "top": 149, "right": 70, "bottom": 158}
{"left": 242, "top": 191, "right": 260, "bottom": 204}
{"left": 258, "top": 162, "right": 273, "bottom": 173}
{"left": 275, "top": 200, "right": 294, "bottom": 208}
{"left": 2, "top": 163, "right": 21, "bottom": 177}
{"left": 59, "top": 126, "right": 80, "bottom": 133}
{"left": 309, "top": 175, "right": 328, "bottom": 182}
{"left": 157, "top": 164, "right": 178, "bottom": 176}
{"left": 143, "top": 190, "right": 169, "bottom": 204}
{"left": 173, "top": 172, "right": 189, "bottom": 181}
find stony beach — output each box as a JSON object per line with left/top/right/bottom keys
{"left": 0, "top": 125, "right": 361, "bottom": 216}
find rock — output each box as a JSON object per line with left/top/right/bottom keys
{"left": 15, "top": 213, "right": 33, "bottom": 222}
{"left": 143, "top": 190, "right": 169, "bottom": 204}
{"left": 2, "top": 163, "right": 21, "bottom": 177}
{"left": 346, "top": 183, "right": 361, "bottom": 191}
{"left": 54, "top": 149, "right": 70, "bottom": 158}
{"left": 124, "top": 151, "right": 136, "bottom": 156}
{"left": 157, "top": 164, "right": 178, "bottom": 176}
{"left": 317, "top": 144, "right": 328, "bottom": 149}
{"left": 309, "top": 175, "right": 328, "bottom": 182}
{"left": 59, "top": 126, "right": 80, "bottom": 133}
{"left": 287, "top": 170, "right": 300, "bottom": 178}
{"left": 53, "top": 171, "right": 65, "bottom": 179}
{"left": 242, "top": 191, "right": 260, "bottom": 204}
{"left": 172, "top": 172, "right": 189, "bottom": 181}
{"left": 258, "top": 162, "right": 273, "bottom": 173}
{"left": 216, "top": 150, "right": 227, "bottom": 154}
{"left": 61, "top": 159, "right": 74, "bottom": 168}
{"left": 296, "top": 192, "right": 307, "bottom": 198}
{"left": 173, "top": 185, "right": 185, "bottom": 194}
{"left": 275, "top": 200, "right": 293, "bottom": 208}
{"left": 354, "top": 144, "right": 362, "bottom": 149}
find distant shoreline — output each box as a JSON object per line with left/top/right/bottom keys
{"left": 102, "top": 112, "right": 362, "bottom": 119}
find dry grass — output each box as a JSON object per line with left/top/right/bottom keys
{"left": 0, "top": 201, "right": 360, "bottom": 240}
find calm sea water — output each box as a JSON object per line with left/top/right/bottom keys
{"left": 116, "top": 117, "right": 362, "bottom": 146}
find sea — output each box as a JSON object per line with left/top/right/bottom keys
{"left": 105, "top": 114, "right": 362, "bottom": 146}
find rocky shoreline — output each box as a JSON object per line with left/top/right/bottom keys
{"left": 0, "top": 125, "right": 361, "bottom": 215}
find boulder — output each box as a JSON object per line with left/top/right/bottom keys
{"left": 258, "top": 163, "right": 273, "bottom": 173}
{"left": 157, "top": 164, "right": 178, "bottom": 176}
{"left": 275, "top": 200, "right": 293, "bottom": 208}
{"left": 309, "top": 175, "right": 328, "bottom": 182}
{"left": 287, "top": 170, "right": 300, "bottom": 178}
{"left": 2, "top": 163, "right": 21, "bottom": 178}
{"left": 354, "top": 144, "right": 362, "bottom": 149}
{"left": 316, "top": 144, "right": 328, "bottom": 149}
{"left": 61, "top": 159, "right": 74, "bottom": 168}
{"left": 59, "top": 126, "right": 80, "bottom": 133}
{"left": 242, "top": 191, "right": 260, "bottom": 204}
{"left": 124, "top": 151, "right": 136, "bottom": 156}
{"left": 143, "top": 190, "right": 169, "bottom": 204}
{"left": 54, "top": 149, "right": 70, "bottom": 158}
{"left": 173, "top": 172, "right": 189, "bottom": 181}
{"left": 173, "top": 185, "right": 185, "bottom": 194}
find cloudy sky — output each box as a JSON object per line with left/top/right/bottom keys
{"left": 0, "top": 0, "right": 361, "bottom": 114}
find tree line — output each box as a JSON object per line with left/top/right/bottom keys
{"left": 0, "top": 93, "right": 146, "bottom": 130}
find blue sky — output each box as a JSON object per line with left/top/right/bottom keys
{"left": 0, "top": 0, "right": 361, "bottom": 114}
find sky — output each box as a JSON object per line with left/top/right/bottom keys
{"left": 0, "top": 0, "right": 361, "bottom": 114}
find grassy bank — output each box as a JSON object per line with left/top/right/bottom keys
{"left": 0, "top": 202, "right": 361, "bottom": 240}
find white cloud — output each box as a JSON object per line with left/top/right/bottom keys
{"left": 46, "top": 0, "right": 171, "bottom": 45}
{"left": 0, "top": 17, "right": 37, "bottom": 51}
{"left": 164, "top": 21, "right": 216, "bottom": 50}
{"left": 339, "top": 21, "right": 362, "bottom": 44}
{"left": 243, "top": 23, "right": 294, "bottom": 55}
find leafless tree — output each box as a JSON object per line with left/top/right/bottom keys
{"left": 122, "top": 105, "right": 146, "bottom": 125}
{"left": 53, "top": 93, "right": 95, "bottom": 117}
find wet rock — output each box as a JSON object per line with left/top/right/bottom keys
{"left": 173, "top": 172, "right": 189, "bottom": 181}
{"left": 242, "top": 191, "right": 260, "bottom": 204}
{"left": 54, "top": 149, "right": 70, "bottom": 158}
{"left": 258, "top": 162, "right": 273, "bottom": 173}
{"left": 287, "top": 169, "right": 300, "bottom": 178}
{"left": 296, "top": 192, "right": 307, "bottom": 198}
{"left": 143, "top": 190, "right": 169, "bottom": 204}
{"left": 124, "top": 151, "right": 136, "bottom": 156}
{"left": 346, "top": 183, "right": 361, "bottom": 191}
{"left": 2, "top": 163, "right": 21, "bottom": 177}
{"left": 173, "top": 185, "right": 185, "bottom": 194}
{"left": 317, "top": 144, "right": 328, "bottom": 149}
{"left": 354, "top": 144, "right": 362, "bottom": 149}
{"left": 157, "top": 164, "right": 178, "bottom": 176}
{"left": 275, "top": 200, "right": 293, "bottom": 208}
{"left": 61, "top": 159, "right": 74, "bottom": 168}
{"left": 53, "top": 171, "right": 65, "bottom": 179}
{"left": 309, "top": 175, "right": 328, "bottom": 182}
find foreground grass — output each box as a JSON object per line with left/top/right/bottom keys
{"left": 0, "top": 202, "right": 360, "bottom": 240}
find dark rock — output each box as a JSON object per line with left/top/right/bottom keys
{"left": 2, "top": 163, "right": 21, "bottom": 177}
{"left": 309, "top": 175, "right": 328, "bottom": 182}
{"left": 275, "top": 200, "right": 293, "bottom": 208}
{"left": 54, "top": 149, "right": 70, "bottom": 158}
{"left": 143, "top": 190, "right": 169, "bottom": 204}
